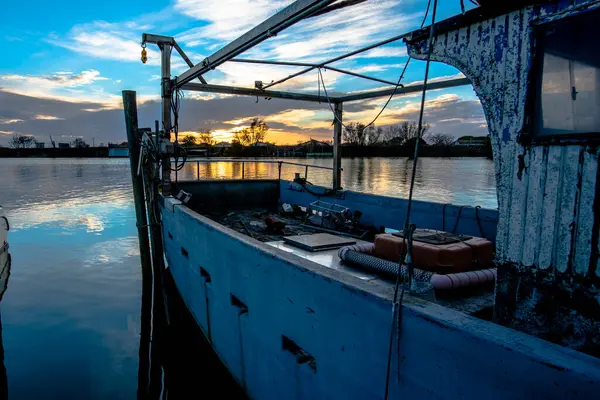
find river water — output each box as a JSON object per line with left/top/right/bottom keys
{"left": 0, "top": 157, "right": 496, "bottom": 398}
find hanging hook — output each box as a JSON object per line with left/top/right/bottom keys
{"left": 141, "top": 42, "right": 147, "bottom": 64}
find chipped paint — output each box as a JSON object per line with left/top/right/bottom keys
{"left": 407, "top": 1, "right": 600, "bottom": 355}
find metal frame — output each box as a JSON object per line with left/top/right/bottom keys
{"left": 142, "top": 0, "right": 474, "bottom": 189}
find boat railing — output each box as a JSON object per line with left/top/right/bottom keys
{"left": 190, "top": 158, "right": 340, "bottom": 181}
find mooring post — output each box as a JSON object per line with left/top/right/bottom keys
{"left": 333, "top": 102, "right": 343, "bottom": 190}
{"left": 161, "top": 43, "right": 173, "bottom": 195}
{"left": 122, "top": 90, "right": 152, "bottom": 398}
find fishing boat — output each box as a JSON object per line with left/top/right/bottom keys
{"left": 124, "top": 0, "right": 600, "bottom": 398}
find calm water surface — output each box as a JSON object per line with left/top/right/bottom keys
{"left": 0, "top": 157, "right": 496, "bottom": 398}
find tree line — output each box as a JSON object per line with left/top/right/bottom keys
{"left": 342, "top": 121, "right": 456, "bottom": 147}
{"left": 9, "top": 134, "right": 91, "bottom": 149}
{"left": 179, "top": 117, "right": 270, "bottom": 148}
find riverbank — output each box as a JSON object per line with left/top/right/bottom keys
{"left": 0, "top": 145, "right": 492, "bottom": 158}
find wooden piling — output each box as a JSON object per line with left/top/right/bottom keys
{"left": 122, "top": 90, "right": 153, "bottom": 399}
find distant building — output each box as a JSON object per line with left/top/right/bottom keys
{"left": 58, "top": 143, "right": 70, "bottom": 148}
{"left": 35, "top": 142, "right": 45, "bottom": 148}
{"left": 108, "top": 148, "right": 129, "bottom": 157}
{"left": 454, "top": 136, "right": 489, "bottom": 147}
{"left": 294, "top": 139, "right": 333, "bottom": 157}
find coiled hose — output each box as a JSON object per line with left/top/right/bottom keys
{"left": 338, "top": 244, "right": 433, "bottom": 282}
{"left": 338, "top": 243, "right": 496, "bottom": 289}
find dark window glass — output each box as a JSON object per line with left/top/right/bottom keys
{"left": 535, "top": 10, "right": 600, "bottom": 136}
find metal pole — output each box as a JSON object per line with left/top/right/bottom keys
{"left": 122, "top": 90, "right": 152, "bottom": 399}
{"left": 242, "top": 162, "right": 245, "bottom": 180}
{"left": 161, "top": 44, "right": 172, "bottom": 194}
{"left": 333, "top": 102, "right": 343, "bottom": 190}
{"left": 305, "top": 165, "right": 309, "bottom": 180}
{"left": 278, "top": 161, "right": 282, "bottom": 180}
{"left": 197, "top": 160, "right": 200, "bottom": 180}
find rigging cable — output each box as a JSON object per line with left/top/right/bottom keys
{"left": 316, "top": 0, "right": 432, "bottom": 131}
{"left": 382, "top": 0, "right": 438, "bottom": 398}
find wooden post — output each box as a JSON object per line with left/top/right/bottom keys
{"left": 333, "top": 102, "right": 343, "bottom": 190}
{"left": 122, "top": 90, "right": 152, "bottom": 399}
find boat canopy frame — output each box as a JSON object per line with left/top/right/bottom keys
{"left": 142, "top": 0, "right": 472, "bottom": 189}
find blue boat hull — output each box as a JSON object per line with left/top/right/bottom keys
{"left": 161, "top": 181, "right": 600, "bottom": 399}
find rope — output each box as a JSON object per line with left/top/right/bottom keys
{"left": 383, "top": 0, "right": 438, "bottom": 398}
{"left": 475, "top": 205, "right": 486, "bottom": 239}
{"left": 451, "top": 205, "right": 464, "bottom": 234}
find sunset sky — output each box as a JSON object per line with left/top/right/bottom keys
{"left": 0, "top": 0, "right": 487, "bottom": 146}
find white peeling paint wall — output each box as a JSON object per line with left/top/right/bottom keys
{"left": 408, "top": 3, "right": 599, "bottom": 278}
{"left": 407, "top": 2, "right": 600, "bottom": 354}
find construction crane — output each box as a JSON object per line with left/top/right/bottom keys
{"left": 49, "top": 135, "right": 56, "bottom": 149}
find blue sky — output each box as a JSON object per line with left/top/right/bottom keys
{"left": 0, "top": 0, "right": 486, "bottom": 145}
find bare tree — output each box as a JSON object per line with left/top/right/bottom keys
{"left": 233, "top": 118, "right": 269, "bottom": 146}
{"left": 233, "top": 129, "right": 251, "bottom": 146}
{"left": 198, "top": 130, "right": 215, "bottom": 147}
{"left": 426, "top": 132, "right": 455, "bottom": 146}
{"left": 367, "top": 126, "right": 383, "bottom": 146}
{"left": 247, "top": 118, "right": 269, "bottom": 145}
{"left": 382, "top": 121, "right": 430, "bottom": 145}
{"left": 9, "top": 134, "right": 35, "bottom": 149}
{"left": 180, "top": 134, "right": 198, "bottom": 147}
{"left": 71, "top": 137, "right": 89, "bottom": 148}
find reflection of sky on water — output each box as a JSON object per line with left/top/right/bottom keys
{"left": 0, "top": 158, "right": 141, "bottom": 399}
{"left": 178, "top": 157, "right": 498, "bottom": 209}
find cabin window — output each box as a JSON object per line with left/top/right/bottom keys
{"left": 534, "top": 10, "right": 600, "bottom": 137}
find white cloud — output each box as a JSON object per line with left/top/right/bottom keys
{"left": 48, "top": 22, "right": 163, "bottom": 66}
{"left": 0, "top": 118, "right": 24, "bottom": 124}
{"left": 0, "top": 70, "right": 124, "bottom": 105}
{"left": 1, "top": 70, "right": 107, "bottom": 89}
{"left": 176, "top": 0, "right": 292, "bottom": 42}
{"left": 34, "top": 114, "right": 65, "bottom": 120}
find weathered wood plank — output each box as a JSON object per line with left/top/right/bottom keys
{"left": 538, "top": 146, "right": 563, "bottom": 270}
{"left": 554, "top": 146, "right": 580, "bottom": 273}
{"left": 573, "top": 147, "right": 598, "bottom": 275}
{"left": 492, "top": 14, "right": 512, "bottom": 261}
{"left": 505, "top": 10, "right": 530, "bottom": 264}
{"left": 522, "top": 146, "right": 547, "bottom": 267}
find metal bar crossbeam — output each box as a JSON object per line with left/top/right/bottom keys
{"left": 338, "top": 77, "right": 471, "bottom": 102}
{"left": 263, "top": 32, "right": 410, "bottom": 90}
{"left": 181, "top": 82, "right": 339, "bottom": 103}
{"left": 175, "top": 0, "right": 336, "bottom": 88}
{"left": 230, "top": 58, "right": 400, "bottom": 87}
{"left": 142, "top": 34, "right": 207, "bottom": 84}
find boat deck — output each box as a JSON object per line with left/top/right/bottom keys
{"left": 201, "top": 207, "right": 495, "bottom": 318}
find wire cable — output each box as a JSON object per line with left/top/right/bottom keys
{"left": 316, "top": 0, "right": 433, "bottom": 134}
{"left": 382, "top": 0, "right": 438, "bottom": 398}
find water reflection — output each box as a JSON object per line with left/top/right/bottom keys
{"left": 176, "top": 157, "right": 498, "bottom": 209}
